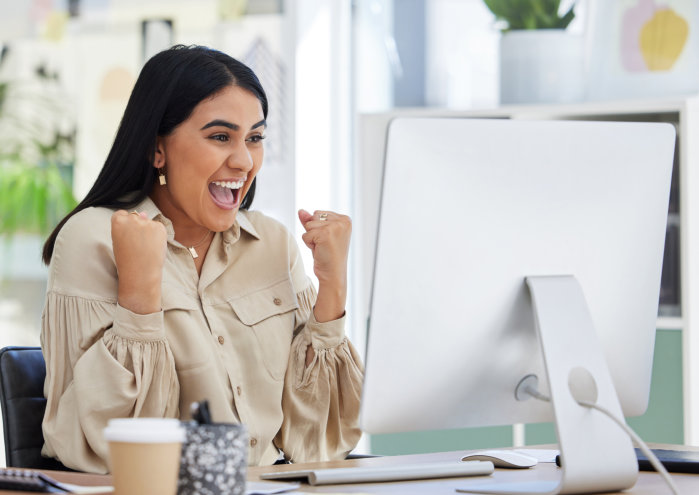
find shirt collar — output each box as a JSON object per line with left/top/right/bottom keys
{"left": 132, "top": 196, "right": 261, "bottom": 242}
{"left": 236, "top": 210, "right": 261, "bottom": 240}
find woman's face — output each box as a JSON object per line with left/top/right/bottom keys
{"left": 152, "top": 84, "right": 266, "bottom": 233}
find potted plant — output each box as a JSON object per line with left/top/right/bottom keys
{"left": 482, "top": 0, "right": 584, "bottom": 104}
{"left": 0, "top": 134, "right": 76, "bottom": 237}
{"left": 0, "top": 61, "right": 77, "bottom": 276}
{"left": 483, "top": 0, "right": 575, "bottom": 31}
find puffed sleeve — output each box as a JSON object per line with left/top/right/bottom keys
{"left": 273, "top": 234, "right": 364, "bottom": 462}
{"left": 40, "top": 208, "right": 179, "bottom": 473}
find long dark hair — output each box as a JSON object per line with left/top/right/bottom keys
{"left": 42, "top": 45, "right": 268, "bottom": 265}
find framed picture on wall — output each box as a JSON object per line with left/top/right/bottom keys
{"left": 586, "top": 0, "right": 699, "bottom": 100}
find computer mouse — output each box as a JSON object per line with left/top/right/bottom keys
{"left": 461, "top": 450, "right": 538, "bottom": 469}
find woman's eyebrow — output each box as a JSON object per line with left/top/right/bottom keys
{"left": 200, "top": 119, "right": 238, "bottom": 131}
{"left": 200, "top": 119, "right": 267, "bottom": 131}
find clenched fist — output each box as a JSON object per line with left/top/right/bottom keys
{"left": 298, "top": 209, "right": 351, "bottom": 323}
{"left": 112, "top": 210, "right": 167, "bottom": 315}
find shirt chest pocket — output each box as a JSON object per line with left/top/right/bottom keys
{"left": 162, "top": 287, "right": 209, "bottom": 372}
{"left": 229, "top": 280, "right": 299, "bottom": 381}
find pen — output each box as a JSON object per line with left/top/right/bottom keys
{"left": 199, "top": 400, "right": 212, "bottom": 424}
{"left": 191, "top": 400, "right": 212, "bottom": 424}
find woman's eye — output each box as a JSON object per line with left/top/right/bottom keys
{"left": 247, "top": 134, "right": 266, "bottom": 144}
{"left": 211, "top": 134, "right": 229, "bottom": 142}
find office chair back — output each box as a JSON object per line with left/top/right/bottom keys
{"left": 0, "top": 346, "right": 70, "bottom": 470}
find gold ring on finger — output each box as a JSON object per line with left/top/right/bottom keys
{"left": 319, "top": 212, "right": 328, "bottom": 221}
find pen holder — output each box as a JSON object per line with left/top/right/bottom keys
{"left": 177, "top": 422, "right": 248, "bottom": 495}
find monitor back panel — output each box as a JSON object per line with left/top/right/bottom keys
{"left": 361, "top": 118, "right": 676, "bottom": 434}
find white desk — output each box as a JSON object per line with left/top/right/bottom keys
{"left": 248, "top": 446, "right": 699, "bottom": 494}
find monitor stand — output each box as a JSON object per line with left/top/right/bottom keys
{"left": 458, "top": 275, "right": 638, "bottom": 495}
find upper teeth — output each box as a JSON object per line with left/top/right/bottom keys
{"left": 213, "top": 180, "right": 245, "bottom": 189}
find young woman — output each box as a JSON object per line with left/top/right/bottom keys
{"left": 40, "top": 45, "right": 363, "bottom": 473}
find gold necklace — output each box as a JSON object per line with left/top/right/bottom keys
{"left": 187, "top": 230, "right": 212, "bottom": 259}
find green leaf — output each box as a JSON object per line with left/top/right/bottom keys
{"left": 483, "top": 0, "right": 576, "bottom": 31}
{"left": 0, "top": 161, "right": 76, "bottom": 236}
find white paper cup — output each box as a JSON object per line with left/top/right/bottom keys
{"left": 104, "top": 418, "right": 185, "bottom": 495}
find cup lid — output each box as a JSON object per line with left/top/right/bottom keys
{"left": 104, "top": 418, "right": 185, "bottom": 443}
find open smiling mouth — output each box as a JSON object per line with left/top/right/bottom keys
{"left": 208, "top": 179, "right": 246, "bottom": 210}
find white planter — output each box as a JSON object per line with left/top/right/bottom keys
{"left": 0, "top": 235, "right": 45, "bottom": 354}
{"left": 499, "top": 29, "right": 585, "bottom": 105}
{"left": 0, "top": 234, "right": 48, "bottom": 280}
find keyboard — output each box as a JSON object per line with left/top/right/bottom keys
{"left": 636, "top": 448, "right": 699, "bottom": 473}
{"left": 260, "top": 460, "right": 494, "bottom": 485}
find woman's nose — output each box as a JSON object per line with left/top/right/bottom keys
{"left": 226, "top": 143, "right": 254, "bottom": 171}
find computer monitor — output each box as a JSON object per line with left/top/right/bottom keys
{"left": 360, "top": 118, "right": 676, "bottom": 494}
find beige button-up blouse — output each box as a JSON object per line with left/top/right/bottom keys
{"left": 40, "top": 197, "right": 364, "bottom": 473}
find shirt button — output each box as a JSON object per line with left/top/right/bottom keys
{"left": 236, "top": 386, "right": 242, "bottom": 396}
{"left": 250, "top": 437, "right": 258, "bottom": 447}
{"left": 273, "top": 297, "right": 282, "bottom": 306}
{"left": 218, "top": 335, "right": 224, "bottom": 345}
